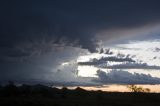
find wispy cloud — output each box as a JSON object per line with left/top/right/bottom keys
{"left": 104, "top": 63, "right": 160, "bottom": 70}
{"left": 78, "top": 56, "right": 135, "bottom": 65}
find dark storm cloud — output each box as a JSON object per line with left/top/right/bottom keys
{"left": 94, "top": 70, "right": 160, "bottom": 84}
{"left": 1, "top": 0, "right": 160, "bottom": 84}
{"left": 0, "top": 47, "right": 84, "bottom": 83}
{"left": 1, "top": 0, "right": 160, "bottom": 55}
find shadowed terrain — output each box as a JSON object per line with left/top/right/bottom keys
{"left": 0, "top": 83, "right": 160, "bottom": 106}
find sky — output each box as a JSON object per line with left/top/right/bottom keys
{"left": 1, "top": 0, "right": 160, "bottom": 86}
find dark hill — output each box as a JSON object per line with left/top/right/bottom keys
{"left": 0, "top": 83, "right": 160, "bottom": 106}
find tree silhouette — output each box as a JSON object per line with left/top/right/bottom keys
{"left": 127, "top": 85, "right": 150, "bottom": 93}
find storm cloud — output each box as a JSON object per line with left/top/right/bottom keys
{"left": 1, "top": 0, "right": 160, "bottom": 85}
{"left": 1, "top": 0, "right": 160, "bottom": 54}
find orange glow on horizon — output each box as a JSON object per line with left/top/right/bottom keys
{"left": 56, "top": 84, "right": 160, "bottom": 93}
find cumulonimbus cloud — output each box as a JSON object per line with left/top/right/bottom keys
{"left": 1, "top": 0, "right": 160, "bottom": 85}
{"left": 1, "top": 0, "right": 160, "bottom": 54}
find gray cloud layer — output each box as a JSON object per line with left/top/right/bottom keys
{"left": 78, "top": 56, "right": 135, "bottom": 66}
{"left": 94, "top": 70, "right": 160, "bottom": 84}
{"left": 78, "top": 52, "right": 160, "bottom": 70}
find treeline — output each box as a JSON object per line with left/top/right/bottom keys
{"left": 0, "top": 82, "right": 160, "bottom": 106}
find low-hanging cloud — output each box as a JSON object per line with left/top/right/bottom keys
{"left": 105, "top": 63, "right": 160, "bottom": 70}
{"left": 94, "top": 70, "right": 160, "bottom": 84}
